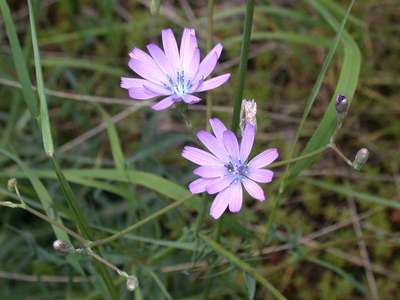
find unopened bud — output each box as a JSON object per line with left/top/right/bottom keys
{"left": 336, "top": 95, "right": 348, "bottom": 114}
{"left": 7, "top": 178, "right": 17, "bottom": 191}
{"left": 150, "top": 0, "right": 161, "bottom": 15}
{"left": 126, "top": 276, "right": 138, "bottom": 291}
{"left": 53, "top": 240, "right": 75, "bottom": 254}
{"left": 353, "top": 148, "right": 369, "bottom": 171}
{"left": 240, "top": 99, "right": 257, "bottom": 133}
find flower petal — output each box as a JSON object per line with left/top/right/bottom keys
{"left": 194, "top": 166, "right": 226, "bottom": 178}
{"left": 143, "top": 83, "right": 171, "bottom": 96}
{"left": 147, "top": 43, "right": 174, "bottom": 76}
{"left": 240, "top": 123, "right": 255, "bottom": 162}
{"left": 206, "top": 176, "right": 233, "bottom": 194}
{"left": 128, "top": 87, "right": 156, "bottom": 100}
{"left": 248, "top": 148, "right": 279, "bottom": 169}
{"left": 162, "top": 28, "right": 180, "bottom": 70}
{"left": 194, "top": 43, "right": 223, "bottom": 81}
{"left": 151, "top": 95, "right": 176, "bottom": 111}
{"left": 242, "top": 179, "right": 265, "bottom": 201}
{"left": 120, "top": 77, "right": 151, "bottom": 89}
{"left": 223, "top": 130, "right": 240, "bottom": 160}
{"left": 197, "top": 130, "right": 229, "bottom": 161}
{"left": 228, "top": 182, "right": 243, "bottom": 213}
{"left": 186, "top": 47, "right": 200, "bottom": 80}
{"left": 182, "top": 146, "right": 222, "bottom": 166}
{"left": 247, "top": 168, "right": 274, "bottom": 183}
{"left": 128, "top": 58, "right": 166, "bottom": 85}
{"left": 209, "top": 118, "right": 227, "bottom": 142}
{"left": 196, "top": 74, "right": 231, "bottom": 92}
{"left": 180, "top": 28, "right": 197, "bottom": 68}
{"left": 210, "top": 188, "right": 230, "bottom": 219}
{"left": 189, "top": 178, "right": 214, "bottom": 194}
{"left": 182, "top": 94, "right": 201, "bottom": 104}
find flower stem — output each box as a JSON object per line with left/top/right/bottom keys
{"left": 3, "top": 183, "right": 138, "bottom": 286}
{"left": 230, "top": 0, "right": 255, "bottom": 133}
{"left": 206, "top": 0, "right": 214, "bottom": 130}
{"left": 268, "top": 146, "right": 329, "bottom": 169}
{"left": 91, "top": 195, "right": 192, "bottom": 247}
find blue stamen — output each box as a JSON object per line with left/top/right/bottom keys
{"left": 165, "top": 70, "right": 192, "bottom": 96}
{"left": 225, "top": 160, "right": 248, "bottom": 182}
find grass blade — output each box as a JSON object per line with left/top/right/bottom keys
{"left": 200, "top": 234, "right": 287, "bottom": 300}
{"left": 307, "top": 256, "right": 366, "bottom": 294}
{"left": 51, "top": 157, "right": 118, "bottom": 299}
{"left": 148, "top": 270, "right": 173, "bottom": 300}
{"left": 302, "top": 178, "right": 400, "bottom": 209}
{"left": 28, "top": 0, "right": 54, "bottom": 157}
{"left": 0, "top": 0, "right": 37, "bottom": 117}
{"left": 290, "top": 0, "right": 361, "bottom": 177}
{"left": 0, "top": 148, "right": 82, "bottom": 272}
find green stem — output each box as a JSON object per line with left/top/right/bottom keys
{"left": 231, "top": 0, "right": 255, "bottom": 133}
{"left": 214, "top": 0, "right": 256, "bottom": 246}
{"left": 268, "top": 145, "right": 329, "bottom": 169}
{"left": 91, "top": 195, "right": 192, "bottom": 247}
{"left": 329, "top": 143, "right": 353, "bottom": 166}
{"left": 206, "top": 0, "right": 215, "bottom": 130}
{"left": 200, "top": 234, "right": 287, "bottom": 300}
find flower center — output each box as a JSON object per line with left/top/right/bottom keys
{"left": 165, "top": 71, "right": 192, "bottom": 96}
{"left": 225, "top": 160, "right": 248, "bottom": 182}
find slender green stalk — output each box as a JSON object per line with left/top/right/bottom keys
{"left": 91, "top": 195, "right": 192, "bottom": 247}
{"left": 51, "top": 156, "right": 118, "bottom": 299}
{"left": 268, "top": 145, "right": 329, "bottom": 169}
{"left": 206, "top": 0, "right": 215, "bottom": 130}
{"left": 214, "top": 0, "right": 256, "bottom": 246}
{"left": 231, "top": 0, "right": 255, "bottom": 133}
{"left": 200, "top": 234, "right": 287, "bottom": 300}
{"left": 2, "top": 184, "right": 138, "bottom": 287}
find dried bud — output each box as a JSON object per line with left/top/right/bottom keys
{"left": 240, "top": 99, "right": 257, "bottom": 133}
{"left": 336, "top": 94, "right": 348, "bottom": 114}
{"left": 7, "top": 178, "right": 17, "bottom": 191}
{"left": 53, "top": 240, "right": 75, "bottom": 254}
{"left": 150, "top": 0, "right": 161, "bottom": 15}
{"left": 353, "top": 148, "right": 369, "bottom": 171}
{"left": 126, "top": 276, "right": 138, "bottom": 291}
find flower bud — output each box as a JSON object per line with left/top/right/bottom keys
{"left": 352, "top": 148, "right": 369, "bottom": 171}
{"left": 240, "top": 99, "right": 257, "bottom": 134}
{"left": 335, "top": 95, "right": 348, "bottom": 114}
{"left": 53, "top": 240, "right": 75, "bottom": 254}
{"left": 126, "top": 276, "right": 138, "bottom": 291}
{"left": 7, "top": 178, "right": 17, "bottom": 191}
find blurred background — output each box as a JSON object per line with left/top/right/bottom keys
{"left": 0, "top": 0, "right": 399, "bottom": 299}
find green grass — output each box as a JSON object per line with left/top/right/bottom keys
{"left": 0, "top": 1, "right": 399, "bottom": 299}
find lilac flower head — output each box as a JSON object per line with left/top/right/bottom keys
{"left": 121, "top": 28, "right": 231, "bottom": 111}
{"left": 182, "top": 118, "right": 279, "bottom": 219}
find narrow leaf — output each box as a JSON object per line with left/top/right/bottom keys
{"left": 28, "top": 0, "right": 54, "bottom": 156}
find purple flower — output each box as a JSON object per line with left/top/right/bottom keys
{"left": 182, "top": 118, "right": 279, "bottom": 219}
{"left": 121, "top": 28, "right": 231, "bottom": 111}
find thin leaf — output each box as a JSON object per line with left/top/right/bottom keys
{"left": 302, "top": 178, "right": 400, "bottom": 209}
{"left": 200, "top": 234, "right": 286, "bottom": 300}
{"left": 148, "top": 270, "right": 173, "bottom": 300}
{"left": 307, "top": 256, "right": 367, "bottom": 294}
{"left": 28, "top": 0, "right": 54, "bottom": 156}
{"left": 0, "top": 0, "right": 37, "bottom": 117}
{"left": 290, "top": 0, "right": 361, "bottom": 177}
